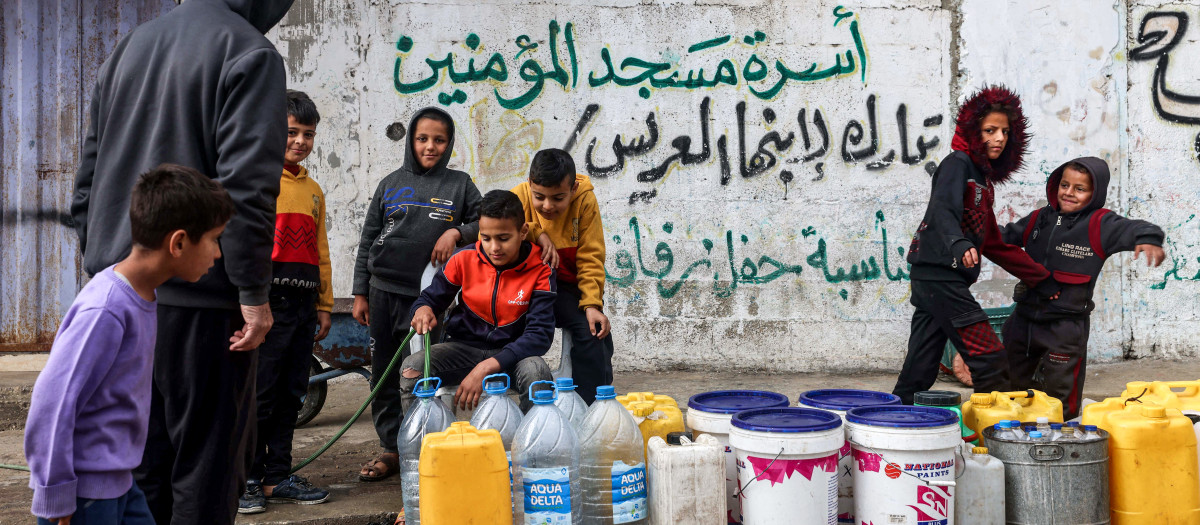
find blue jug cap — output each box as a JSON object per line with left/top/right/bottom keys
{"left": 846, "top": 406, "right": 959, "bottom": 428}
{"left": 731, "top": 407, "right": 842, "bottom": 433}
{"left": 483, "top": 373, "right": 510, "bottom": 395}
{"left": 532, "top": 389, "right": 555, "bottom": 404}
{"left": 798, "top": 389, "right": 901, "bottom": 411}
{"left": 688, "top": 390, "right": 789, "bottom": 414}
{"left": 596, "top": 385, "right": 616, "bottom": 400}
{"left": 1029, "top": 431, "right": 1043, "bottom": 438}
{"left": 414, "top": 377, "right": 442, "bottom": 398}
{"left": 1067, "top": 421, "right": 1081, "bottom": 427}
{"left": 1050, "top": 423, "right": 1063, "bottom": 429}
{"left": 554, "top": 377, "right": 576, "bottom": 391}
{"left": 1084, "top": 425, "right": 1098, "bottom": 431}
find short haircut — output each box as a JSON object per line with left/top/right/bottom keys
{"left": 287, "top": 90, "right": 320, "bottom": 126}
{"left": 414, "top": 109, "right": 453, "bottom": 131}
{"left": 479, "top": 190, "right": 525, "bottom": 227}
{"left": 130, "top": 164, "right": 235, "bottom": 248}
{"left": 1063, "top": 161, "right": 1092, "bottom": 177}
{"left": 528, "top": 148, "right": 576, "bottom": 188}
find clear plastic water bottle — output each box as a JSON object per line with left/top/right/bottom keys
{"left": 398, "top": 377, "right": 455, "bottom": 525}
{"left": 1060, "top": 424, "right": 1077, "bottom": 441}
{"left": 554, "top": 377, "right": 590, "bottom": 432}
{"left": 1082, "top": 425, "right": 1103, "bottom": 441}
{"left": 1049, "top": 422, "right": 1064, "bottom": 441}
{"left": 578, "top": 385, "right": 648, "bottom": 524}
{"left": 1036, "top": 416, "right": 1051, "bottom": 435}
{"left": 512, "top": 381, "right": 581, "bottom": 524}
{"left": 470, "top": 373, "right": 524, "bottom": 451}
{"left": 1028, "top": 430, "right": 1047, "bottom": 442}
{"left": 1009, "top": 421, "right": 1027, "bottom": 440}
{"left": 993, "top": 421, "right": 1016, "bottom": 441}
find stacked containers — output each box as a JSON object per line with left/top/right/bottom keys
{"left": 983, "top": 424, "right": 1107, "bottom": 524}
{"left": 418, "top": 421, "right": 512, "bottom": 525}
{"left": 686, "top": 390, "right": 790, "bottom": 524}
{"left": 961, "top": 390, "right": 1063, "bottom": 446}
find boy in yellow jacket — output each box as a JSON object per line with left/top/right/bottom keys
{"left": 512, "top": 148, "right": 613, "bottom": 403}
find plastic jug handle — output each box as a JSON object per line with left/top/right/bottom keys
{"left": 529, "top": 380, "right": 557, "bottom": 401}
{"left": 416, "top": 376, "right": 442, "bottom": 393}
{"left": 482, "top": 373, "right": 510, "bottom": 391}
{"left": 1003, "top": 389, "right": 1036, "bottom": 399}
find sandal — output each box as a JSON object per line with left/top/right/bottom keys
{"left": 359, "top": 452, "right": 400, "bottom": 482}
{"left": 394, "top": 510, "right": 405, "bottom": 524}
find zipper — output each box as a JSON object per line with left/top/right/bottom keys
{"left": 1041, "top": 216, "right": 1061, "bottom": 267}
{"left": 490, "top": 267, "right": 501, "bottom": 330}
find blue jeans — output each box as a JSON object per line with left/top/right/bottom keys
{"left": 37, "top": 484, "right": 155, "bottom": 525}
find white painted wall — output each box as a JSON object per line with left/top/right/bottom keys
{"left": 269, "top": 0, "right": 1200, "bottom": 371}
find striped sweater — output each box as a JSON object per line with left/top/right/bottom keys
{"left": 273, "top": 165, "right": 333, "bottom": 311}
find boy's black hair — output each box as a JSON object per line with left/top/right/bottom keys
{"left": 414, "top": 109, "right": 453, "bottom": 131}
{"left": 479, "top": 190, "right": 525, "bottom": 228}
{"left": 130, "top": 164, "right": 235, "bottom": 248}
{"left": 528, "top": 148, "right": 576, "bottom": 188}
{"left": 1063, "top": 161, "right": 1093, "bottom": 177}
{"left": 286, "top": 90, "right": 320, "bottom": 126}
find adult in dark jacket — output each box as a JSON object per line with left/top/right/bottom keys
{"left": 70, "top": 0, "right": 294, "bottom": 523}
{"left": 892, "top": 85, "right": 1059, "bottom": 404}
{"left": 1000, "top": 157, "right": 1164, "bottom": 419}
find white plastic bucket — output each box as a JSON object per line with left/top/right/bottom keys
{"left": 687, "top": 390, "right": 789, "bottom": 524}
{"left": 846, "top": 406, "right": 962, "bottom": 525}
{"left": 728, "top": 407, "right": 844, "bottom": 525}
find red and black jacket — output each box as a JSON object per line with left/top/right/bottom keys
{"left": 1001, "top": 156, "right": 1164, "bottom": 320}
{"left": 907, "top": 85, "right": 1053, "bottom": 290}
{"left": 412, "top": 241, "right": 556, "bottom": 369}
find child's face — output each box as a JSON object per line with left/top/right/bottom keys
{"left": 478, "top": 216, "right": 528, "bottom": 267}
{"left": 529, "top": 177, "right": 576, "bottom": 221}
{"left": 980, "top": 111, "right": 1010, "bottom": 160}
{"left": 285, "top": 116, "right": 316, "bottom": 165}
{"left": 412, "top": 117, "right": 450, "bottom": 171}
{"left": 176, "top": 224, "right": 225, "bottom": 282}
{"left": 1057, "top": 167, "right": 1094, "bottom": 214}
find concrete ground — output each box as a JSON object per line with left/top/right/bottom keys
{"left": 2, "top": 356, "right": 1199, "bottom": 524}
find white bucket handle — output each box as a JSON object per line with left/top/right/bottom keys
{"left": 847, "top": 439, "right": 959, "bottom": 488}
{"left": 733, "top": 447, "right": 785, "bottom": 497}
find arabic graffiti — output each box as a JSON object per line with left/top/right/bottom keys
{"left": 1130, "top": 10, "right": 1200, "bottom": 162}
{"left": 606, "top": 210, "right": 909, "bottom": 299}
{"left": 1151, "top": 213, "right": 1198, "bottom": 290}
{"left": 392, "top": 7, "right": 869, "bottom": 109}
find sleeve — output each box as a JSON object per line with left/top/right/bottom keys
{"left": 411, "top": 251, "right": 466, "bottom": 317}
{"left": 981, "top": 206, "right": 1051, "bottom": 285}
{"left": 1099, "top": 212, "right": 1165, "bottom": 256}
{"left": 24, "top": 309, "right": 123, "bottom": 520}
{"left": 215, "top": 49, "right": 288, "bottom": 306}
{"left": 999, "top": 209, "right": 1040, "bottom": 247}
{"left": 352, "top": 182, "right": 385, "bottom": 296}
{"left": 574, "top": 193, "right": 607, "bottom": 310}
{"left": 927, "top": 157, "right": 975, "bottom": 261}
{"left": 315, "top": 184, "right": 334, "bottom": 312}
{"left": 492, "top": 266, "right": 557, "bottom": 369}
{"left": 454, "top": 178, "right": 482, "bottom": 242}
{"left": 71, "top": 83, "right": 102, "bottom": 256}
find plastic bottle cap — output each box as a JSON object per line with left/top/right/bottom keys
{"left": 1037, "top": 417, "right": 1049, "bottom": 424}
{"left": 1084, "top": 425, "right": 1098, "bottom": 431}
{"left": 970, "top": 393, "right": 993, "bottom": 407}
{"left": 532, "top": 389, "right": 555, "bottom": 405}
{"left": 913, "top": 390, "right": 962, "bottom": 407}
{"left": 1050, "top": 423, "right": 1063, "bottom": 429}
{"left": 1029, "top": 431, "right": 1043, "bottom": 438}
{"left": 973, "top": 447, "right": 989, "bottom": 455}
{"left": 596, "top": 385, "right": 616, "bottom": 400}
{"left": 1144, "top": 405, "right": 1166, "bottom": 418}
{"left": 484, "top": 381, "right": 508, "bottom": 395}
{"left": 554, "top": 377, "right": 576, "bottom": 391}
{"left": 1067, "top": 421, "right": 1080, "bottom": 427}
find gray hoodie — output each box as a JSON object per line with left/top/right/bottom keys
{"left": 72, "top": 0, "right": 294, "bottom": 309}
{"left": 352, "top": 107, "right": 482, "bottom": 297}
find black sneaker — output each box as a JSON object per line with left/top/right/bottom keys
{"left": 267, "top": 475, "right": 329, "bottom": 504}
{"left": 238, "top": 480, "right": 266, "bottom": 514}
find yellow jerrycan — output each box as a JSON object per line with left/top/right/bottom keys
{"left": 1119, "top": 380, "right": 1200, "bottom": 411}
{"left": 1082, "top": 401, "right": 1200, "bottom": 524}
{"left": 418, "top": 421, "right": 513, "bottom": 525}
{"left": 961, "top": 390, "right": 1063, "bottom": 445}
{"left": 617, "top": 392, "right": 685, "bottom": 455}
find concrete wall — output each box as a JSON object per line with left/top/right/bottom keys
{"left": 267, "top": 0, "right": 1200, "bottom": 372}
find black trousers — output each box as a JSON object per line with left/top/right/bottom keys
{"left": 1003, "top": 313, "right": 1090, "bottom": 420}
{"left": 892, "top": 279, "right": 1010, "bottom": 404}
{"left": 249, "top": 290, "right": 317, "bottom": 485}
{"left": 134, "top": 305, "right": 257, "bottom": 525}
{"left": 555, "top": 281, "right": 615, "bottom": 404}
{"left": 367, "top": 287, "right": 419, "bottom": 453}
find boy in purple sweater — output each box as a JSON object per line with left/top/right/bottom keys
{"left": 24, "top": 164, "right": 234, "bottom": 525}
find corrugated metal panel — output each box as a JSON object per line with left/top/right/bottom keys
{"left": 0, "top": 0, "right": 172, "bottom": 352}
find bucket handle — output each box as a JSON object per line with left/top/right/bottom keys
{"left": 847, "top": 439, "right": 960, "bottom": 488}
{"left": 732, "top": 448, "right": 785, "bottom": 498}
{"left": 528, "top": 380, "right": 558, "bottom": 402}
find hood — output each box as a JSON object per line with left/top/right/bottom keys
{"left": 217, "top": 0, "right": 294, "bottom": 34}
{"left": 571, "top": 174, "right": 596, "bottom": 203}
{"left": 403, "top": 107, "right": 457, "bottom": 175}
{"left": 950, "top": 85, "right": 1030, "bottom": 185}
{"left": 1046, "top": 156, "right": 1109, "bottom": 215}
{"left": 283, "top": 164, "right": 307, "bottom": 180}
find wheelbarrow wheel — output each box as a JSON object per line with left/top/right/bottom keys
{"left": 297, "top": 355, "right": 328, "bottom": 427}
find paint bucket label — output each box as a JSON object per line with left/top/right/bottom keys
{"left": 611, "top": 460, "right": 647, "bottom": 523}
{"left": 851, "top": 448, "right": 954, "bottom": 525}
{"left": 736, "top": 452, "right": 838, "bottom": 524}
{"left": 523, "top": 466, "right": 571, "bottom": 525}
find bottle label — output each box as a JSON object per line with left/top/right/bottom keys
{"left": 610, "top": 460, "right": 647, "bottom": 523}
{"left": 523, "top": 466, "right": 572, "bottom": 524}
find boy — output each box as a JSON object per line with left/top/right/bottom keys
{"left": 1001, "top": 157, "right": 1164, "bottom": 419}
{"left": 402, "top": 190, "right": 556, "bottom": 412}
{"left": 239, "top": 91, "right": 332, "bottom": 514}
{"left": 512, "top": 148, "right": 613, "bottom": 404}
{"left": 25, "top": 164, "right": 234, "bottom": 525}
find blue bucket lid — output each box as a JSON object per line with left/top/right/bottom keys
{"left": 798, "top": 389, "right": 901, "bottom": 411}
{"left": 846, "top": 406, "right": 959, "bottom": 428}
{"left": 688, "top": 390, "right": 790, "bottom": 414}
{"left": 731, "top": 407, "right": 842, "bottom": 433}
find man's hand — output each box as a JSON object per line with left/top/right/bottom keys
{"left": 410, "top": 306, "right": 438, "bottom": 335}
{"left": 962, "top": 247, "right": 980, "bottom": 269}
{"left": 230, "top": 303, "right": 273, "bottom": 351}
{"left": 585, "top": 307, "right": 611, "bottom": 339}
{"left": 352, "top": 295, "right": 369, "bottom": 326}
{"left": 315, "top": 311, "right": 332, "bottom": 341}
{"left": 455, "top": 358, "right": 502, "bottom": 411}
{"left": 536, "top": 232, "right": 559, "bottom": 268}
{"left": 1135, "top": 244, "right": 1166, "bottom": 267}
{"left": 432, "top": 229, "right": 462, "bottom": 265}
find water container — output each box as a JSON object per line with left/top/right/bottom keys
{"left": 798, "top": 389, "right": 901, "bottom": 525}
{"left": 470, "top": 373, "right": 524, "bottom": 452}
{"left": 983, "top": 423, "right": 1109, "bottom": 524}
{"left": 512, "top": 381, "right": 581, "bottom": 525}
{"left": 1083, "top": 401, "right": 1200, "bottom": 524}
{"left": 646, "top": 434, "right": 724, "bottom": 525}
{"left": 579, "top": 385, "right": 648, "bottom": 524}
{"left": 915, "top": 390, "right": 975, "bottom": 442}
{"left": 1119, "top": 380, "right": 1200, "bottom": 411}
{"left": 418, "top": 421, "right": 512, "bottom": 525}
{"left": 961, "top": 390, "right": 1063, "bottom": 446}
{"left": 729, "top": 407, "right": 843, "bottom": 525}
{"left": 617, "top": 392, "right": 685, "bottom": 457}
{"left": 399, "top": 377, "right": 456, "bottom": 525}
{"left": 845, "top": 406, "right": 960, "bottom": 525}
{"left": 686, "top": 390, "right": 789, "bottom": 524}
{"left": 555, "top": 377, "right": 590, "bottom": 431}
{"left": 955, "top": 444, "right": 1004, "bottom": 525}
